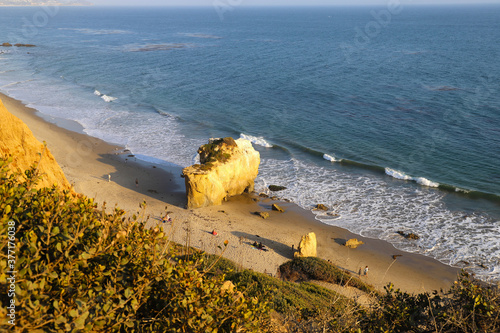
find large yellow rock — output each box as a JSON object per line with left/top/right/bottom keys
{"left": 294, "top": 232, "right": 317, "bottom": 258}
{"left": 0, "top": 98, "right": 71, "bottom": 190}
{"left": 345, "top": 238, "right": 364, "bottom": 249}
{"left": 182, "top": 137, "right": 260, "bottom": 209}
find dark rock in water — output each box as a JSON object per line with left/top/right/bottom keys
{"left": 314, "top": 204, "right": 329, "bottom": 211}
{"left": 259, "top": 192, "right": 269, "bottom": 198}
{"left": 397, "top": 231, "right": 420, "bottom": 240}
{"left": 269, "top": 185, "right": 287, "bottom": 192}
{"left": 1, "top": 43, "right": 12, "bottom": 47}
{"left": 272, "top": 204, "right": 285, "bottom": 213}
{"left": 14, "top": 44, "right": 36, "bottom": 47}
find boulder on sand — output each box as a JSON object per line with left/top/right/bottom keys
{"left": 294, "top": 232, "right": 317, "bottom": 258}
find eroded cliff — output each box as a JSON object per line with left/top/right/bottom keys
{"left": 182, "top": 137, "right": 260, "bottom": 209}
{"left": 0, "top": 98, "right": 71, "bottom": 190}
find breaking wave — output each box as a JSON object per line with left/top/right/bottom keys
{"left": 323, "top": 154, "right": 342, "bottom": 162}
{"left": 240, "top": 133, "right": 273, "bottom": 148}
{"left": 385, "top": 168, "right": 439, "bottom": 188}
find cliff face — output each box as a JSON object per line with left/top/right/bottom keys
{"left": 182, "top": 137, "right": 260, "bottom": 209}
{"left": 0, "top": 98, "right": 71, "bottom": 190}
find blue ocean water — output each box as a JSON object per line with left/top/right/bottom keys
{"left": 1, "top": 5, "right": 499, "bottom": 280}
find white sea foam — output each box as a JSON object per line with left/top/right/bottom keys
{"left": 94, "top": 90, "right": 102, "bottom": 96}
{"left": 101, "top": 95, "right": 117, "bottom": 102}
{"left": 240, "top": 133, "right": 273, "bottom": 148}
{"left": 323, "top": 154, "right": 340, "bottom": 162}
{"left": 385, "top": 168, "right": 413, "bottom": 180}
{"left": 256, "top": 158, "right": 500, "bottom": 282}
{"left": 415, "top": 177, "right": 440, "bottom": 188}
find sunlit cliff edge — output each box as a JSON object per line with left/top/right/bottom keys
{"left": 0, "top": 98, "right": 72, "bottom": 191}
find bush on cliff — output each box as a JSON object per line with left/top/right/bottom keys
{"left": 279, "top": 257, "right": 378, "bottom": 295}
{"left": 361, "top": 273, "right": 500, "bottom": 332}
{"left": 0, "top": 157, "right": 270, "bottom": 332}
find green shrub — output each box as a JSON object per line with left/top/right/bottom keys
{"left": 279, "top": 256, "right": 378, "bottom": 295}
{"left": 0, "top": 158, "right": 270, "bottom": 332}
{"left": 361, "top": 272, "right": 500, "bottom": 333}
{"left": 198, "top": 137, "right": 236, "bottom": 166}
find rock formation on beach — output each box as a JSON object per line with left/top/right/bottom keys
{"left": 182, "top": 137, "right": 260, "bottom": 209}
{"left": 345, "top": 238, "right": 364, "bottom": 249}
{"left": 0, "top": 98, "right": 71, "bottom": 190}
{"left": 272, "top": 204, "right": 285, "bottom": 213}
{"left": 294, "top": 232, "right": 317, "bottom": 258}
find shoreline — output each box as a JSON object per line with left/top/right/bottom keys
{"left": 1, "top": 91, "right": 460, "bottom": 294}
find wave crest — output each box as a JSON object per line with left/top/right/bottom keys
{"left": 415, "top": 177, "right": 440, "bottom": 188}
{"left": 240, "top": 133, "right": 273, "bottom": 148}
{"left": 323, "top": 154, "right": 341, "bottom": 162}
{"left": 101, "top": 95, "right": 117, "bottom": 103}
{"left": 385, "top": 168, "right": 413, "bottom": 180}
{"left": 385, "top": 168, "right": 440, "bottom": 188}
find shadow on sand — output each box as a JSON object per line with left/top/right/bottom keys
{"left": 231, "top": 231, "right": 294, "bottom": 260}
{"left": 97, "top": 153, "right": 188, "bottom": 208}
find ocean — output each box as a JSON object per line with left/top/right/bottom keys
{"left": 0, "top": 5, "right": 499, "bottom": 281}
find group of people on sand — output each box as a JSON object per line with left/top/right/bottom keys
{"left": 252, "top": 241, "right": 268, "bottom": 251}
{"left": 358, "top": 266, "right": 369, "bottom": 277}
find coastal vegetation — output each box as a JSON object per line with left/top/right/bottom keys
{"left": 198, "top": 137, "right": 237, "bottom": 165}
{"left": 1, "top": 158, "right": 499, "bottom": 332}
{"left": 0, "top": 158, "right": 269, "bottom": 332}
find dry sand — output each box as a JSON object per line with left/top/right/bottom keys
{"left": 1, "top": 92, "right": 460, "bottom": 295}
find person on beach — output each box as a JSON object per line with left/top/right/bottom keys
{"left": 135, "top": 178, "right": 139, "bottom": 187}
{"left": 162, "top": 215, "right": 172, "bottom": 223}
{"left": 211, "top": 230, "right": 218, "bottom": 236}
{"left": 364, "top": 266, "right": 368, "bottom": 277}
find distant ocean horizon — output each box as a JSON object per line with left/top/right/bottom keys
{"left": 1, "top": 5, "right": 499, "bottom": 281}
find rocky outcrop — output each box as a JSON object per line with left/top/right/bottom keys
{"left": 314, "top": 204, "right": 329, "bottom": 211}
{"left": 182, "top": 137, "right": 260, "bottom": 209}
{"left": 397, "top": 231, "right": 420, "bottom": 240}
{"left": 345, "top": 239, "right": 364, "bottom": 249}
{"left": 294, "top": 232, "right": 317, "bottom": 258}
{"left": 257, "top": 212, "right": 269, "bottom": 219}
{"left": 268, "top": 185, "right": 286, "bottom": 192}
{"left": 0, "top": 98, "right": 71, "bottom": 191}
{"left": 0, "top": 43, "right": 36, "bottom": 47}
{"left": 272, "top": 204, "right": 284, "bottom": 213}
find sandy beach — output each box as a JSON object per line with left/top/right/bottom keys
{"left": 1, "top": 91, "right": 460, "bottom": 295}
